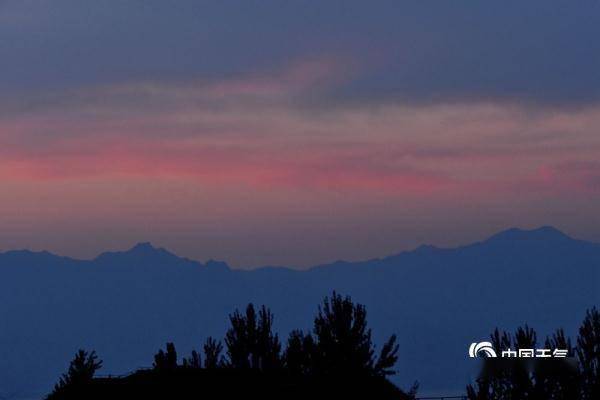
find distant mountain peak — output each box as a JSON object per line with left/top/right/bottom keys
{"left": 120, "top": 242, "right": 174, "bottom": 258}
{"left": 485, "top": 226, "right": 572, "bottom": 244}
{"left": 129, "top": 242, "right": 160, "bottom": 252}
{"left": 94, "top": 242, "right": 181, "bottom": 265}
{"left": 91, "top": 242, "right": 229, "bottom": 270}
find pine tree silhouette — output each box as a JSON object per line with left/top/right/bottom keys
{"left": 375, "top": 334, "right": 400, "bottom": 376}
{"left": 312, "top": 292, "right": 399, "bottom": 376}
{"left": 46, "top": 350, "right": 102, "bottom": 400}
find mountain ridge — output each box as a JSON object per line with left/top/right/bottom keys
{"left": 0, "top": 226, "right": 598, "bottom": 399}
{"left": 0, "top": 226, "right": 592, "bottom": 272}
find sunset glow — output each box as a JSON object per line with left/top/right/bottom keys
{"left": 1, "top": 1, "right": 599, "bottom": 267}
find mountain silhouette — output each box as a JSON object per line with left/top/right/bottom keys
{"left": 482, "top": 226, "right": 573, "bottom": 245}
{"left": 0, "top": 227, "right": 598, "bottom": 399}
{"left": 93, "top": 242, "right": 204, "bottom": 269}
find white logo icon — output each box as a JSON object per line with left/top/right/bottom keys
{"left": 469, "top": 342, "right": 497, "bottom": 358}
{"left": 469, "top": 342, "right": 568, "bottom": 358}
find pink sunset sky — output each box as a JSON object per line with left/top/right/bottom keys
{"left": 1, "top": 1, "right": 599, "bottom": 267}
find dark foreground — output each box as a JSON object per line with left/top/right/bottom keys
{"left": 49, "top": 368, "right": 410, "bottom": 399}
{"left": 43, "top": 292, "right": 599, "bottom": 399}
{"left": 45, "top": 293, "right": 415, "bottom": 399}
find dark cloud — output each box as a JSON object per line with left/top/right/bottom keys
{"left": 1, "top": 0, "right": 599, "bottom": 106}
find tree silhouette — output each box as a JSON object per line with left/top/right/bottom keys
{"left": 312, "top": 292, "right": 399, "bottom": 376}
{"left": 467, "top": 312, "right": 600, "bottom": 400}
{"left": 535, "top": 328, "right": 579, "bottom": 399}
{"left": 46, "top": 294, "right": 414, "bottom": 399}
{"left": 284, "top": 329, "right": 315, "bottom": 375}
{"left": 255, "top": 305, "right": 282, "bottom": 370}
{"left": 182, "top": 350, "right": 201, "bottom": 369}
{"left": 512, "top": 325, "right": 537, "bottom": 396}
{"left": 375, "top": 334, "right": 400, "bottom": 376}
{"left": 46, "top": 350, "right": 102, "bottom": 399}
{"left": 467, "top": 325, "right": 540, "bottom": 399}
{"left": 578, "top": 307, "right": 600, "bottom": 399}
{"left": 225, "top": 304, "right": 282, "bottom": 370}
{"left": 225, "top": 304, "right": 255, "bottom": 369}
{"left": 203, "top": 337, "right": 224, "bottom": 369}
{"left": 154, "top": 342, "right": 178, "bottom": 370}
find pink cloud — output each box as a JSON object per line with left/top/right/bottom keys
{"left": 1, "top": 66, "right": 600, "bottom": 201}
{"left": 535, "top": 162, "right": 600, "bottom": 194}
{"left": 0, "top": 135, "right": 451, "bottom": 195}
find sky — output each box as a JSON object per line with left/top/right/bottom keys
{"left": 1, "top": 0, "right": 600, "bottom": 268}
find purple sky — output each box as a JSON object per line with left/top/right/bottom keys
{"left": 1, "top": 1, "right": 600, "bottom": 268}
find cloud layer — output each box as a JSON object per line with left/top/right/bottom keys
{"left": 1, "top": 1, "right": 599, "bottom": 266}
{"left": 2, "top": 1, "right": 599, "bottom": 104}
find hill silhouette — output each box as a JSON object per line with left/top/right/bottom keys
{"left": 0, "top": 226, "right": 598, "bottom": 398}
